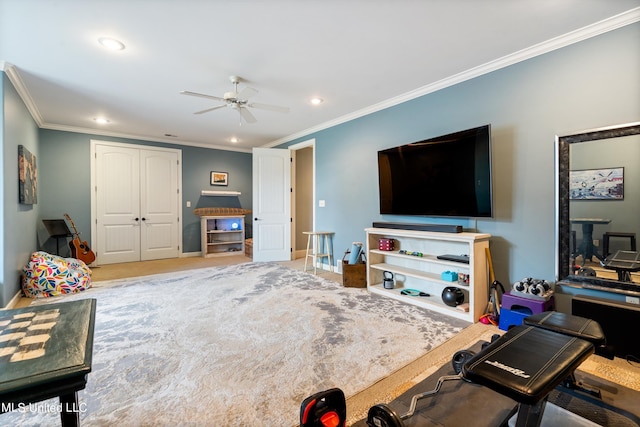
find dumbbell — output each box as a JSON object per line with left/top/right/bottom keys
{"left": 366, "top": 350, "right": 476, "bottom": 427}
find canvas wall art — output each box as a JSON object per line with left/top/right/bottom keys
{"left": 18, "top": 145, "right": 37, "bottom": 204}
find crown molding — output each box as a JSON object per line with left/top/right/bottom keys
{"left": 40, "top": 122, "right": 253, "bottom": 153}
{"left": 265, "top": 7, "right": 640, "bottom": 148}
{"left": 1, "top": 61, "right": 45, "bottom": 126}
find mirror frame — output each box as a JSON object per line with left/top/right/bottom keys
{"left": 556, "top": 122, "right": 640, "bottom": 286}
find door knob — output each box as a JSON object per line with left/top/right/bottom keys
{"left": 254, "top": 217, "right": 259, "bottom": 221}
{"left": 134, "top": 218, "right": 139, "bottom": 221}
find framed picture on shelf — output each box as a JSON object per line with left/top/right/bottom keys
{"left": 210, "top": 171, "right": 228, "bottom": 186}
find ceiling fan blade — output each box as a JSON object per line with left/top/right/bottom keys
{"left": 238, "top": 107, "right": 257, "bottom": 123}
{"left": 236, "top": 86, "right": 258, "bottom": 100}
{"left": 194, "top": 105, "right": 227, "bottom": 115}
{"left": 249, "top": 102, "right": 290, "bottom": 113}
{"left": 180, "top": 90, "right": 226, "bottom": 102}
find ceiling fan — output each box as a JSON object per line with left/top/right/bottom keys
{"left": 180, "top": 75, "right": 289, "bottom": 124}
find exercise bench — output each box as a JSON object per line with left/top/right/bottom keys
{"left": 462, "top": 324, "right": 594, "bottom": 427}
{"left": 302, "top": 313, "right": 614, "bottom": 427}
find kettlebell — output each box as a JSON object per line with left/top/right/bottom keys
{"left": 383, "top": 271, "right": 395, "bottom": 289}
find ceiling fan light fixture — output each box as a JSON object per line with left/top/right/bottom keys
{"left": 98, "top": 37, "right": 125, "bottom": 51}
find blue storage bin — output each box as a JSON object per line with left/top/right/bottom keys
{"left": 498, "top": 307, "right": 532, "bottom": 331}
{"left": 441, "top": 271, "right": 458, "bottom": 282}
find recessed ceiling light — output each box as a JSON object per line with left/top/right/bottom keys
{"left": 310, "top": 97, "right": 324, "bottom": 105}
{"left": 94, "top": 117, "right": 110, "bottom": 124}
{"left": 229, "top": 137, "right": 239, "bottom": 143}
{"left": 98, "top": 37, "right": 125, "bottom": 51}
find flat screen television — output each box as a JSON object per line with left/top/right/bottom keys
{"left": 378, "top": 124, "right": 493, "bottom": 217}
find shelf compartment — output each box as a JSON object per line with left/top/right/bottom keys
{"left": 369, "top": 249, "right": 471, "bottom": 269}
{"left": 369, "top": 263, "right": 465, "bottom": 287}
{"left": 201, "top": 215, "right": 245, "bottom": 258}
{"left": 369, "top": 284, "right": 471, "bottom": 322}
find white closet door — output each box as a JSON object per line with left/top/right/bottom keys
{"left": 95, "top": 144, "right": 142, "bottom": 264}
{"left": 94, "top": 142, "right": 180, "bottom": 264}
{"left": 140, "top": 149, "right": 179, "bottom": 261}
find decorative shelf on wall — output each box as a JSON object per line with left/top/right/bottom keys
{"left": 201, "top": 190, "right": 242, "bottom": 196}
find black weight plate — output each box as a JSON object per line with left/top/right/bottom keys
{"left": 367, "top": 403, "right": 404, "bottom": 427}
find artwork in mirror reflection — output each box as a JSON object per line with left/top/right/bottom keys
{"left": 570, "top": 167, "right": 623, "bottom": 200}
{"left": 567, "top": 132, "right": 639, "bottom": 283}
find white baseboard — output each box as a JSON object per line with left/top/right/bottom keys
{"left": 181, "top": 251, "right": 202, "bottom": 258}
{"left": 4, "top": 291, "right": 24, "bottom": 309}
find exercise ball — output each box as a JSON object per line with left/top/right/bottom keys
{"left": 442, "top": 287, "right": 464, "bottom": 307}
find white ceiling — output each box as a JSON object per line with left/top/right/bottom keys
{"left": 1, "top": 1, "right": 639, "bottom": 152}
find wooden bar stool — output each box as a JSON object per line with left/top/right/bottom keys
{"left": 303, "top": 231, "right": 334, "bottom": 274}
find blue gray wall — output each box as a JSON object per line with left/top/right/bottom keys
{"left": 2, "top": 72, "right": 41, "bottom": 308}
{"left": 36, "top": 130, "right": 253, "bottom": 256}
{"left": 280, "top": 23, "right": 640, "bottom": 292}
{"left": 2, "top": 22, "right": 639, "bottom": 307}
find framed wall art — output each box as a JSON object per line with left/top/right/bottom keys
{"left": 210, "top": 171, "right": 228, "bottom": 186}
{"left": 18, "top": 145, "right": 38, "bottom": 204}
{"left": 569, "top": 167, "right": 623, "bottom": 200}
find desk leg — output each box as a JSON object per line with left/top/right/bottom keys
{"left": 60, "top": 392, "right": 80, "bottom": 427}
{"left": 581, "top": 224, "right": 595, "bottom": 262}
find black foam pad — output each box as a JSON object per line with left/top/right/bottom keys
{"left": 462, "top": 326, "right": 594, "bottom": 405}
{"left": 524, "top": 311, "right": 606, "bottom": 346}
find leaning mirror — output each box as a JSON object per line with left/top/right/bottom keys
{"left": 556, "top": 122, "right": 640, "bottom": 293}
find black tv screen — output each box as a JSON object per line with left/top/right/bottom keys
{"left": 378, "top": 125, "right": 493, "bottom": 217}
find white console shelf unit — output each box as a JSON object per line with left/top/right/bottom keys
{"left": 365, "top": 227, "right": 491, "bottom": 323}
{"left": 201, "top": 215, "right": 245, "bottom": 257}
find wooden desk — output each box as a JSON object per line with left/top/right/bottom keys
{"left": 571, "top": 218, "right": 611, "bottom": 262}
{"left": 0, "top": 299, "right": 96, "bottom": 426}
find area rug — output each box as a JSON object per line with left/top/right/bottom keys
{"left": 3, "top": 262, "right": 468, "bottom": 426}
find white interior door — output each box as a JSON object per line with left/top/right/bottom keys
{"left": 93, "top": 142, "right": 181, "bottom": 264}
{"left": 140, "top": 149, "right": 180, "bottom": 261}
{"left": 95, "top": 144, "right": 142, "bottom": 264}
{"left": 252, "top": 148, "right": 292, "bottom": 262}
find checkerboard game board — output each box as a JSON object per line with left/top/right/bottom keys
{"left": 0, "top": 308, "right": 60, "bottom": 363}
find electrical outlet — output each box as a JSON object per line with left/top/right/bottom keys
{"left": 186, "top": 201, "right": 191, "bottom": 207}
{"left": 626, "top": 296, "right": 640, "bottom": 305}
{"left": 318, "top": 200, "right": 326, "bottom": 207}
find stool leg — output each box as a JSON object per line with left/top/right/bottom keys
{"left": 313, "top": 234, "right": 320, "bottom": 274}
{"left": 326, "top": 234, "right": 333, "bottom": 273}
{"left": 304, "top": 234, "right": 312, "bottom": 273}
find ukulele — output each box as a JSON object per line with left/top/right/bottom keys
{"left": 64, "top": 213, "right": 97, "bottom": 264}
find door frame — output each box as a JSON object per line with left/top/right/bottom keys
{"left": 90, "top": 140, "right": 183, "bottom": 264}
{"left": 289, "top": 138, "right": 316, "bottom": 259}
